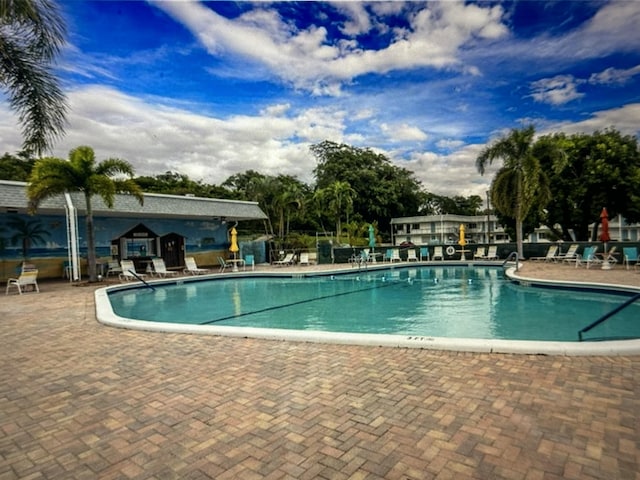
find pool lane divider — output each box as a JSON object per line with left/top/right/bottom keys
{"left": 198, "top": 277, "right": 401, "bottom": 325}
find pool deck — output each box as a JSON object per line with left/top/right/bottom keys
{"left": 2, "top": 261, "right": 639, "bottom": 479}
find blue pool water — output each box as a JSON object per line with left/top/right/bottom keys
{"left": 107, "top": 266, "right": 640, "bottom": 342}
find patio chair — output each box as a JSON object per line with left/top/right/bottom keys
{"left": 106, "top": 261, "right": 122, "bottom": 278}
{"left": 559, "top": 244, "right": 580, "bottom": 263}
{"left": 244, "top": 254, "right": 256, "bottom": 270}
{"left": 151, "top": 258, "right": 179, "bottom": 277}
{"left": 406, "top": 249, "right": 418, "bottom": 262}
{"left": 6, "top": 269, "right": 39, "bottom": 295}
{"left": 623, "top": 247, "right": 639, "bottom": 270}
{"left": 419, "top": 247, "right": 430, "bottom": 261}
{"left": 273, "top": 252, "right": 295, "bottom": 266}
{"left": 384, "top": 249, "right": 394, "bottom": 262}
{"left": 390, "top": 249, "right": 401, "bottom": 262}
{"left": 530, "top": 245, "right": 558, "bottom": 262}
{"left": 432, "top": 246, "right": 444, "bottom": 261}
{"left": 485, "top": 245, "right": 498, "bottom": 260}
{"left": 184, "top": 257, "right": 211, "bottom": 275}
{"left": 473, "top": 247, "right": 486, "bottom": 259}
{"left": 575, "top": 246, "right": 601, "bottom": 269}
{"left": 119, "top": 260, "right": 147, "bottom": 282}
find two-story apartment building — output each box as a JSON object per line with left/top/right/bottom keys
{"left": 390, "top": 214, "right": 509, "bottom": 246}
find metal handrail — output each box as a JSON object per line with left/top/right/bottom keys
{"left": 502, "top": 251, "right": 519, "bottom": 271}
{"left": 578, "top": 292, "right": 640, "bottom": 341}
{"left": 128, "top": 269, "right": 155, "bottom": 291}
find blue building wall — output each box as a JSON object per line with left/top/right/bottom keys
{"left": 0, "top": 213, "right": 229, "bottom": 259}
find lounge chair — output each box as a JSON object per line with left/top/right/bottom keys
{"left": 575, "top": 246, "right": 600, "bottom": 269}
{"left": 6, "top": 269, "right": 39, "bottom": 295}
{"left": 119, "top": 260, "right": 148, "bottom": 282}
{"left": 218, "top": 257, "right": 229, "bottom": 273}
{"left": 623, "top": 247, "right": 639, "bottom": 270}
{"left": 559, "top": 244, "right": 579, "bottom": 263}
{"left": 244, "top": 254, "right": 255, "bottom": 270}
{"left": 273, "top": 252, "right": 295, "bottom": 266}
{"left": 601, "top": 246, "right": 618, "bottom": 266}
{"left": 389, "top": 249, "right": 401, "bottom": 262}
{"left": 406, "top": 249, "right": 418, "bottom": 262}
{"left": 530, "top": 245, "right": 558, "bottom": 262}
{"left": 184, "top": 257, "right": 211, "bottom": 275}
{"left": 432, "top": 246, "right": 444, "bottom": 261}
{"left": 485, "top": 245, "right": 498, "bottom": 260}
{"left": 419, "top": 247, "right": 430, "bottom": 261}
{"left": 384, "top": 249, "right": 394, "bottom": 262}
{"left": 473, "top": 247, "right": 486, "bottom": 259}
{"left": 151, "top": 258, "right": 179, "bottom": 277}
{"left": 106, "top": 261, "right": 122, "bottom": 278}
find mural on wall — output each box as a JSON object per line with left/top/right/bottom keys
{"left": 0, "top": 213, "right": 229, "bottom": 259}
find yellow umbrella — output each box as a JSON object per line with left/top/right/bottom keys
{"left": 458, "top": 224, "right": 466, "bottom": 247}
{"left": 229, "top": 226, "right": 239, "bottom": 258}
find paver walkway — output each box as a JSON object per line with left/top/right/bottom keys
{"left": 1, "top": 269, "right": 639, "bottom": 479}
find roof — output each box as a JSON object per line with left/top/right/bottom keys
{"left": 0, "top": 180, "right": 267, "bottom": 221}
{"left": 391, "top": 214, "right": 498, "bottom": 224}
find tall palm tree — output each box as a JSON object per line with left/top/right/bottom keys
{"left": 27, "top": 145, "right": 143, "bottom": 281}
{"left": 476, "top": 126, "right": 550, "bottom": 258}
{"left": 7, "top": 216, "right": 50, "bottom": 259}
{"left": 314, "top": 181, "right": 355, "bottom": 244}
{"left": 0, "top": 0, "right": 68, "bottom": 154}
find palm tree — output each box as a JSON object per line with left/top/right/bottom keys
{"left": 7, "top": 216, "right": 50, "bottom": 259}
{"left": 476, "top": 126, "right": 550, "bottom": 258}
{"left": 0, "top": 0, "right": 68, "bottom": 155}
{"left": 314, "top": 181, "right": 356, "bottom": 244}
{"left": 27, "top": 145, "right": 143, "bottom": 281}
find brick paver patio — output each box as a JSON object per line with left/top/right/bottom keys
{"left": 1, "top": 275, "right": 639, "bottom": 479}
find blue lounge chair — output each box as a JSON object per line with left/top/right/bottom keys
{"left": 623, "top": 247, "right": 639, "bottom": 270}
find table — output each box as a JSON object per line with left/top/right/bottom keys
{"left": 457, "top": 249, "right": 471, "bottom": 261}
{"left": 227, "top": 258, "right": 245, "bottom": 272}
{"left": 596, "top": 251, "right": 619, "bottom": 270}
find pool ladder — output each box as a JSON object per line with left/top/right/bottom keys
{"left": 578, "top": 292, "right": 640, "bottom": 341}
{"left": 502, "top": 251, "right": 519, "bottom": 272}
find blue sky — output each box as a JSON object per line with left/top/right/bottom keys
{"left": 1, "top": 1, "right": 639, "bottom": 199}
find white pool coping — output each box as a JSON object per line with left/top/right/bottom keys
{"left": 94, "top": 266, "right": 640, "bottom": 356}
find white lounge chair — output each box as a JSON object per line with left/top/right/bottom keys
{"left": 151, "top": 258, "right": 179, "bottom": 277}
{"left": 530, "top": 245, "right": 558, "bottom": 262}
{"left": 559, "top": 244, "right": 580, "bottom": 263}
{"left": 119, "top": 260, "right": 148, "bottom": 282}
{"left": 390, "top": 249, "right": 401, "bottom": 262}
{"left": 484, "top": 246, "right": 498, "bottom": 260}
{"left": 406, "top": 249, "right": 418, "bottom": 262}
{"left": 473, "top": 247, "right": 486, "bottom": 259}
{"left": 432, "top": 246, "right": 444, "bottom": 261}
{"left": 273, "top": 252, "right": 295, "bottom": 266}
{"left": 184, "top": 257, "right": 211, "bottom": 275}
{"left": 6, "top": 269, "right": 39, "bottom": 295}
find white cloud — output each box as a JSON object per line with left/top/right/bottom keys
{"left": 543, "top": 103, "right": 640, "bottom": 138}
{"left": 380, "top": 123, "right": 428, "bottom": 142}
{"left": 151, "top": 0, "right": 509, "bottom": 94}
{"left": 589, "top": 65, "right": 640, "bottom": 85}
{"left": 529, "top": 75, "right": 584, "bottom": 105}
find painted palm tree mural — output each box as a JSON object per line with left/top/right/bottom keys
{"left": 6, "top": 216, "right": 50, "bottom": 259}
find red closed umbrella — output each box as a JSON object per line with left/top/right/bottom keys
{"left": 599, "top": 208, "right": 610, "bottom": 242}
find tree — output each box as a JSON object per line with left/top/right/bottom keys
{"left": 0, "top": 0, "right": 68, "bottom": 154}
{"left": 27, "top": 145, "right": 143, "bottom": 281}
{"left": 538, "top": 129, "right": 640, "bottom": 241}
{"left": 6, "top": 216, "right": 49, "bottom": 258}
{"left": 0, "top": 151, "right": 35, "bottom": 180}
{"left": 313, "top": 180, "right": 356, "bottom": 244}
{"left": 476, "top": 126, "right": 551, "bottom": 258}
{"left": 311, "top": 141, "right": 426, "bottom": 236}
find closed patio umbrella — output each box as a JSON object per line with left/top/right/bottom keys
{"left": 368, "top": 224, "right": 376, "bottom": 248}
{"left": 600, "top": 208, "right": 612, "bottom": 270}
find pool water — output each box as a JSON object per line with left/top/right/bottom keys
{"left": 108, "top": 267, "right": 640, "bottom": 342}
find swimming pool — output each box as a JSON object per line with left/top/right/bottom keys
{"left": 96, "top": 265, "right": 640, "bottom": 355}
